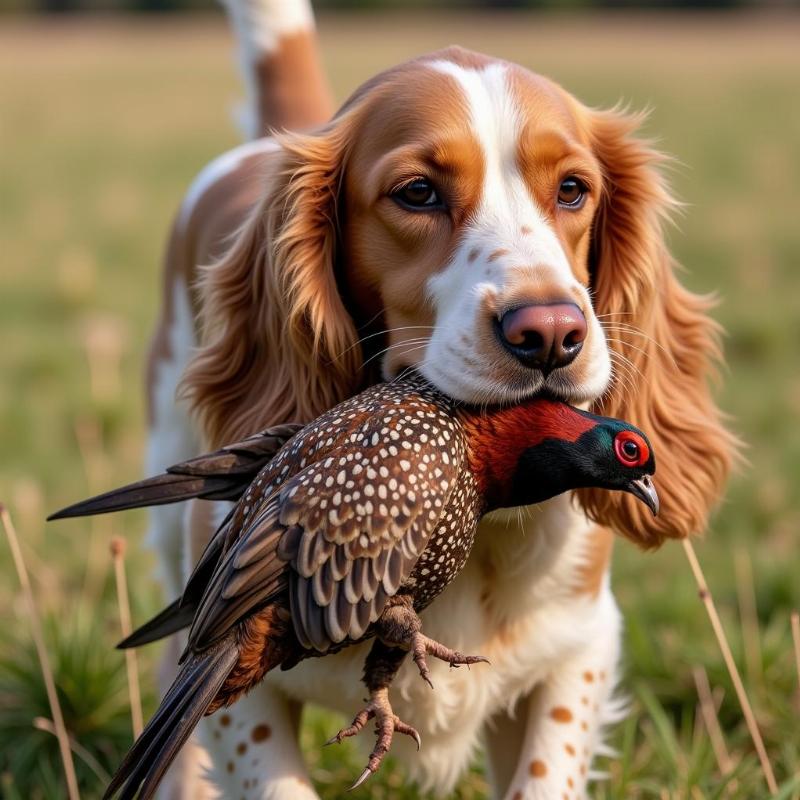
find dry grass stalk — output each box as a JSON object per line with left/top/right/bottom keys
{"left": 692, "top": 665, "right": 736, "bottom": 792}
{"left": 791, "top": 611, "right": 800, "bottom": 694}
{"left": 0, "top": 503, "right": 81, "bottom": 800}
{"left": 682, "top": 539, "right": 778, "bottom": 796}
{"left": 734, "top": 547, "right": 762, "bottom": 685}
{"left": 74, "top": 418, "right": 113, "bottom": 604}
{"left": 34, "top": 717, "right": 111, "bottom": 785}
{"left": 110, "top": 537, "right": 143, "bottom": 738}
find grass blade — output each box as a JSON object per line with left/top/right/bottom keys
{"left": 682, "top": 539, "right": 778, "bottom": 796}
{"left": 0, "top": 503, "right": 81, "bottom": 800}
{"left": 110, "top": 537, "right": 143, "bottom": 738}
{"left": 791, "top": 612, "right": 800, "bottom": 695}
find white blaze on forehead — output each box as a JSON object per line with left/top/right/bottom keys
{"left": 417, "top": 59, "right": 610, "bottom": 404}
{"left": 426, "top": 59, "right": 574, "bottom": 281}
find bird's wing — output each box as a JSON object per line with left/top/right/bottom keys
{"left": 173, "top": 424, "right": 304, "bottom": 478}
{"left": 47, "top": 423, "right": 303, "bottom": 520}
{"left": 187, "top": 412, "right": 465, "bottom": 654}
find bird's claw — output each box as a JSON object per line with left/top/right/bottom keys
{"left": 325, "top": 687, "right": 421, "bottom": 790}
{"left": 410, "top": 631, "right": 490, "bottom": 689}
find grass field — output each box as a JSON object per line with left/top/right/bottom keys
{"left": 1, "top": 10, "right": 799, "bottom": 799}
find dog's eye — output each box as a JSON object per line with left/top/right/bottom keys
{"left": 393, "top": 179, "right": 442, "bottom": 210}
{"left": 557, "top": 176, "right": 587, "bottom": 209}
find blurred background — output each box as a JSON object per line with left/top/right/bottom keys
{"left": 1, "top": 2, "right": 799, "bottom": 798}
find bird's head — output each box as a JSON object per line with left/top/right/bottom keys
{"left": 459, "top": 397, "right": 658, "bottom": 516}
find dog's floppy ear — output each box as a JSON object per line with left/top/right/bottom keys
{"left": 578, "top": 107, "right": 739, "bottom": 548}
{"left": 182, "top": 112, "right": 364, "bottom": 447}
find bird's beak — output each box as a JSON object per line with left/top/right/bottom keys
{"left": 626, "top": 474, "right": 659, "bottom": 516}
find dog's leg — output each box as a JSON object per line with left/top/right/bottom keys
{"left": 197, "top": 685, "right": 320, "bottom": 800}
{"left": 484, "top": 695, "right": 529, "bottom": 799}
{"left": 499, "top": 590, "right": 624, "bottom": 800}
{"left": 145, "top": 274, "right": 215, "bottom": 800}
{"left": 145, "top": 274, "right": 198, "bottom": 600}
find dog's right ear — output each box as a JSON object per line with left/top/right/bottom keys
{"left": 182, "top": 111, "right": 364, "bottom": 447}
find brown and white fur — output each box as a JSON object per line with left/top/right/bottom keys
{"left": 145, "top": 1, "right": 736, "bottom": 797}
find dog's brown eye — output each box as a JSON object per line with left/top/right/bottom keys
{"left": 393, "top": 179, "right": 441, "bottom": 210}
{"left": 558, "top": 176, "right": 587, "bottom": 208}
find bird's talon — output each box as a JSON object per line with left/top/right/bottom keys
{"left": 347, "top": 767, "right": 374, "bottom": 792}
{"left": 334, "top": 689, "right": 421, "bottom": 787}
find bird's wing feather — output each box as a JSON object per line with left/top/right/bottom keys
{"left": 171, "top": 424, "right": 304, "bottom": 478}
{"left": 187, "top": 406, "right": 465, "bottom": 654}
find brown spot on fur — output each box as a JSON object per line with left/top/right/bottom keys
{"left": 529, "top": 759, "right": 547, "bottom": 777}
{"left": 521, "top": 225, "right": 532, "bottom": 235}
{"left": 468, "top": 247, "right": 481, "bottom": 263}
{"left": 220, "top": 715, "right": 231, "bottom": 727}
{"left": 252, "top": 723, "right": 271, "bottom": 743}
{"left": 512, "top": 792, "right": 522, "bottom": 800}
{"left": 583, "top": 671, "right": 594, "bottom": 683}
{"left": 580, "top": 764, "right": 586, "bottom": 776}
{"left": 581, "top": 721, "right": 588, "bottom": 731}
{"left": 581, "top": 696, "right": 589, "bottom": 705}
{"left": 488, "top": 248, "right": 509, "bottom": 262}
{"left": 236, "top": 742, "right": 247, "bottom": 755}
{"left": 568, "top": 777, "right": 574, "bottom": 788}
{"left": 600, "top": 670, "right": 606, "bottom": 680}
{"left": 550, "top": 706, "right": 573, "bottom": 723}
{"left": 226, "top": 761, "right": 234, "bottom": 773}
{"left": 565, "top": 743, "right": 576, "bottom": 756}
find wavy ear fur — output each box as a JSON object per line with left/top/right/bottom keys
{"left": 182, "top": 114, "right": 364, "bottom": 447}
{"left": 579, "top": 108, "right": 739, "bottom": 548}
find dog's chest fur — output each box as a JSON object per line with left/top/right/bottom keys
{"left": 268, "top": 492, "right": 606, "bottom": 787}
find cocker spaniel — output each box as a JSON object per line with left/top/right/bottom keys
{"left": 143, "top": 1, "right": 735, "bottom": 797}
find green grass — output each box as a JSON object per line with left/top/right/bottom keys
{"left": 1, "top": 11, "right": 799, "bottom": 799}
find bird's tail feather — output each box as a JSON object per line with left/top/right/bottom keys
{"left": 48, "top": 424, "right": 302, "bottom": 521}
{"left": 117, "top": 599, "right": 195, "bottom": 650}
{"left": 47, "top": 472, "right": 235, "bottom": 520}
{"left": 104, "top": 640, "right": 238, "bottom": 800}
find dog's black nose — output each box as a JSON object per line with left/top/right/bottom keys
{"left": 498, "top": 303, "right": 587, "bottom": 372}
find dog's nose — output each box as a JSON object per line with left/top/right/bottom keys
{"left": 498, "top": 303, "right": 587, "bottom": 372}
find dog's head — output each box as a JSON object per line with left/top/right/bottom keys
{"left": 185, "top": 47, "right": 736, "bottom": 547}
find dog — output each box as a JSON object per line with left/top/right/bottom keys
{"left": 143, "top": 1, "right": 735, "bottom": 797}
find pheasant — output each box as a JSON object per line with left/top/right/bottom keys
{"left": 51, "top": 373, "right": 658, "bottom": 798}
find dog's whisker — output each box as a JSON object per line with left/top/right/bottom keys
{"left": 603, "top": 336, "right": 654, "bottom": 363}
{"left": 363, "top": 341, "right": 430, "bottom": 371}
{"left": 600, "top": 324, "right": 676, "bottom": 365}
{"left": 328, "top": 327, "right": 435, "bottom": 364}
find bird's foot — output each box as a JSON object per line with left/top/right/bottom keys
{"left": 324, "top": 686, "right": 421, "bottom": 790}
{"left": 410, "top": 631, "right": 490, "bottom": 690}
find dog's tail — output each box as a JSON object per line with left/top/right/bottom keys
{"left": 220, "top": 0, "right": 334, "bottom": 139}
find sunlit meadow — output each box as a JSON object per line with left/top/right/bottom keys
{"left": 1, "top": 11, "right": 799, "bottom": 799}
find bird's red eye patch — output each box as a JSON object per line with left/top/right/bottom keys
{"left": 614, "top": 430, "right": 649, "bottom": 467}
